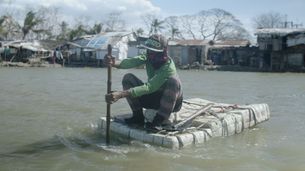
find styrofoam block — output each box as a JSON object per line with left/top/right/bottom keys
{"left": 99, "top": 117, "right": 106, "bottom": 129}
{"left": 162, "top": 136, "right": 180, "bottom": 149}
{"left": 176, "top": 133, "right": 194, "bottom": 148}
{"left": 236, "top": 110, "right": 257, "bottom": 126}
{"left": 232, "top": 114, "right": 243, "bottom": 133}
{"left": 141, "top": 133, "right": 155, "bottom": 143}
{"left": 152, "top": 134, "right": 180, "bottom": 149}
{"left": 255, "top": 104, "right": 270, "bottom": 121}
{"left": 206, "top": 120, "right": 223, "bottom": 137}
{"left": 110, "top": 123, "right": 130, "bottom": 137}
{"left": 152, "top": 134, "right": 165, "bottom": 146}
{"left": 129, "top": 129, "right": 145, "bottom": 141}
{"left": 202, "top": 129, "right": 212, "bottom": 141}
{"left": 191, "top": 131, "right": 206, "bottom": 144}
{"left": 234, "top": 104, "right": 271, "bottom": 125}
{"left": 222, "top": 114, "right": 241, "bottom": 136}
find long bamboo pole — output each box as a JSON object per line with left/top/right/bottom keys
{"left": 106, "top": 44, "right": 112, "bottom": 145}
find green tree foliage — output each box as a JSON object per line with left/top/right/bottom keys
{"left": 149, "top": 19, "right": 165, "bottom": 35}
{"left": 68, "top": 25, "right": 86, "bottom": 41}
{"left": 22, "top": 10, "right": 44, "bottom": 40}
{"left": 56, "top": 21, "right": 69, "bottom": 41}
{"left": 0, "top": 15, "right": 21, "bottom": 40}
{"left": 170, "top": 27, "right": 181, "bottom": 39}
{"left": 0, "top": 16, "right": 4, "bottom": 38}
{"left": 164, "top": 16, "right": 182, "bottom": 39}
{"left": 87, "top": 23, "right": 103, "bottom": 35}
{"left": 135, "top": 28, "right": 144, "bottom": 36}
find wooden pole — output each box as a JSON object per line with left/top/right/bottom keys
{"left": 106, "top": 44, "right": 112, "bottom": 145}
{"left": 172, "top": 103, "right": 213, "bottom": 130}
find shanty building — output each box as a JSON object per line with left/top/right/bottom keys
{"left": 255, "top": 28, "right": 305, "bottom": 71}
{"left": 59, "top": 32, "right": 137, "bottom": 67}
{"left": 168, "top": 39, "right": 210, "bottom": 68}
{"left": 1, "top": 40, "right": 52, "bottom": 63}
{"left": 207, "top": 40, "right": 257, "bottom": 67}
{"left": 286, "top": 30, "right": 305, "bottom": 70}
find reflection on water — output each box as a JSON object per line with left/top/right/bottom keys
{"left": 0, "top": 136, "right": 66, "bottom": 158}
{"left": 1, "top": 68, "right": 305, "bottom": 171}
{"left": 0, "top": 130, "right": 138, "bottom": 159}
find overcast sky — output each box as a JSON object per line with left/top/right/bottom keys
{"left": 1, "top": 0, "right": 305, "bottom": 34}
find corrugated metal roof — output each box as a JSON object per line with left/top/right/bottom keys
{"left": 73, "top": 32, "right": 135, "bottom": 49}
{"left": 8, "top": 41, "right": 49, "bottom": 52}
{"left": 168, "top": 39, "right": 250, "bottom": 48}
{"left": 168, "top": 39, "right": 210, "bottom": 46}
{"left": 255, "top": 28, "right": 305, "bottom": 36}
{"left": 287, "top": 34, "right": 305, "bottom": 47}
{"left": 213, "top": 40, "right": 250, "bottom": 47}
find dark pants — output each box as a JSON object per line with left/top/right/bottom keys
{"left": 122, "top": 73, "right": 183, "bottom": 119}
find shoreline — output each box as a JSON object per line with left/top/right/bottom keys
{"left": 0, "top": 61, "right": 62, "bottom": 68}
{"left": 1, "top": 61, "right": 305, "bottom": 73}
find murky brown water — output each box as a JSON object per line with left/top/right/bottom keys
{"left": 1, "top": 67, "right": 305, "bottom": 171}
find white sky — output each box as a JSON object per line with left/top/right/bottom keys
{"left": 1, "top": 0, "right": 305, "bottom": 35}
{"left": 151, "top": 0, "right": 305, "bottom": 33}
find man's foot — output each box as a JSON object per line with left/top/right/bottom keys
{"left": 124, "top": 115, "right": 144, "bottom": 126}
{"left": 145, "top": 122, "right": 162, "bottom": 132}
{"left": 144, "top": 114, "right": 166, "bottom": 131}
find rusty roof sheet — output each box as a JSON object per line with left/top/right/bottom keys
{"left": 213, "top": 40, "right": 250, "bottom": 47}
{"left": 255, "top": 28, "right": 305, "bottom": 36}
{"left": 8, "top": 41, "right": 50, "bottom": 52}
{"left": 168, "top": 39, "right": 210, "bottom": 46}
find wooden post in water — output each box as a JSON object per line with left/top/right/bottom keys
{"left": 106, "top": 44, "right": 112, "bottom": 145}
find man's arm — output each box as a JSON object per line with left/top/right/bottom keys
{"left": 104, "top": 55, "right": 146, "bottom": 69}
{"left": 112, "top": 60, "right": 121, "bottom": 68}
{"left": 105, "top": 90, "right": 131, "bottom": 104}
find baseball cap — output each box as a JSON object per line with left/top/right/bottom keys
{"left": 140, "top": 34, "right": 166, "bottom": 52}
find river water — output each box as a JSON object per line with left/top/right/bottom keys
{"left": 0, "top": 67, "right": 305, "bottom": 171}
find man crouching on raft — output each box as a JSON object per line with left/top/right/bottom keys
{"left": 105, "top": 34, "right": 183, "bottom": 129}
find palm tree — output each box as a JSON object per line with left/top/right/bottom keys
{"left": 136, "top": 28, "right": 144, "bottom": 36}
{"left": 149, "top": 19, "right": 165, "bottom": 35}
{"left": 0, "top": 25, "right": 4, "bottom": 39}
{"left": 87, "top": 23, "right": 102, "bottom": 35}
{"left": 0, "top": 15, "right": 21, "bottom": 40}
{"left": 57, "top": 21, "right": 69, "bottom": 40}
{"left": 68, "top": 25, "right": 86, "bottom": 41}
{"left": 0, "top": 27, "right": 4, "bottom": 40}
{"left": 22, "top": 11, "right": 43, "bottom": 40}
{"left": 0, "top": 16, "right": 8, "bottom": 39}
{"left": 170, "top": 27, "right": 181, "bottom": 39}
{"left": 0, "top": 16, "right": 5, "bottom": 28}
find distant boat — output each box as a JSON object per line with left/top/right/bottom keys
{"left": 99, "top": 98, "right": 270, "bottom": 149}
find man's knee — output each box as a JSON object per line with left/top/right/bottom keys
{"left": 122, "top": 73, "right": 144, "bottom": 90}
{"left": 166, "top": 77, "right": 181, "bottom": 90}
{"left": 122, "top": 73, "right": 136, "bottom": 85}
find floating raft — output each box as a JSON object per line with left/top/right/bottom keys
{"left": 99, "top": 98, "right": 270, "bottom": 149}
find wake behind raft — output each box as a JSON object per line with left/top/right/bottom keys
{"left": 99, "top": 98, "right": 270, "bottom": 149}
